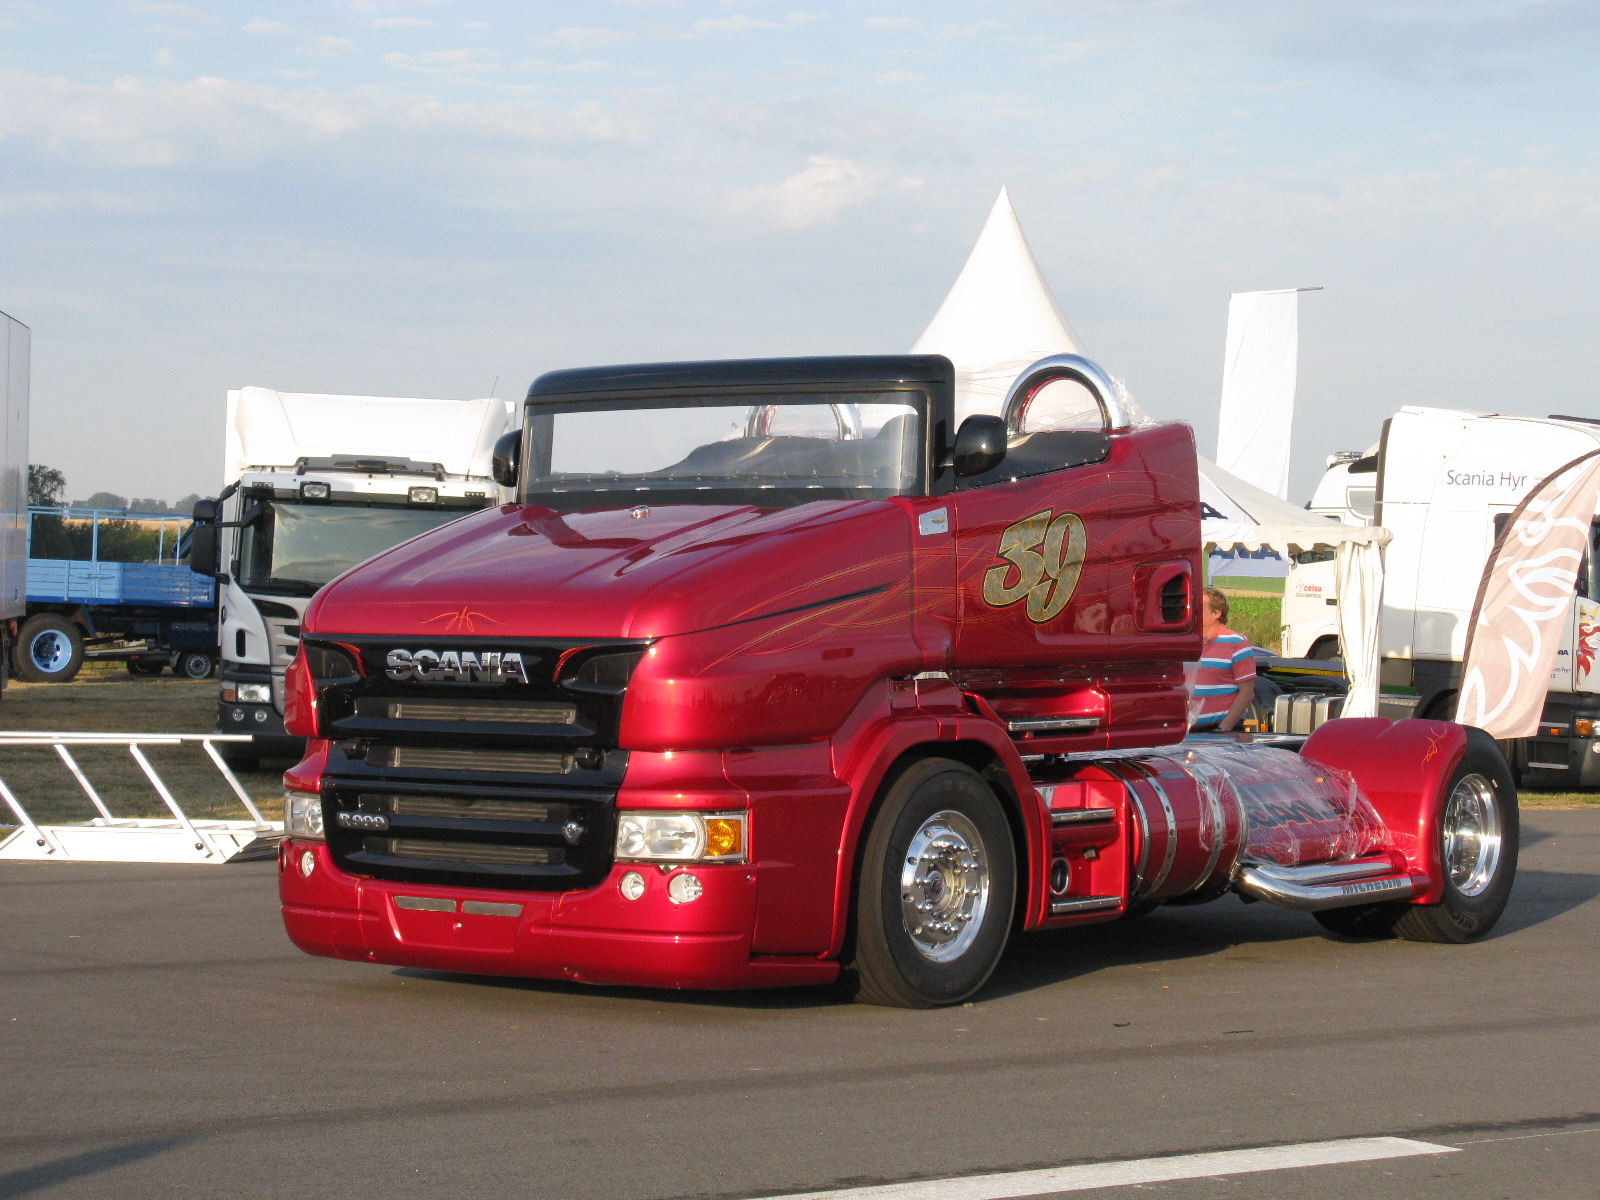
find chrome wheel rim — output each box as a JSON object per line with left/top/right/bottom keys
{"left": 1442, "top": 773, "right": 1502, "bottom": 898}
{"left": 29, "top": 630, "right": 71, "bottom": 674}
{"left": 900, "top": 809, "right": 991, "bottom": 962}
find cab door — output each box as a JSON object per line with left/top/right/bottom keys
{"left": 1562, "top": 520, "right": 1600, "bottom": 696}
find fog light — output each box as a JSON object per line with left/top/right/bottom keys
{"left": 299, "top": 849, "right": 316, "bottom": 877}
{"left": 408, "top": 486, "right": 439, "bottom": 504}
{"left": 667, "top": 873, "right": 703, "bottom": 904}
{"left": 230, "top": 708, "right": 245, "bottom": 722}
{"left": 619, "top": 871, "right": 646, "bottom": 901}
{"left": 253, "top": 709, "right": 268, "bottom": 723}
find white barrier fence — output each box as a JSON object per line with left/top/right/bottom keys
{"left": 0, "top": 732, "right": 283, "bottom": 864}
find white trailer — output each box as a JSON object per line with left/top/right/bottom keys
{"left": 1280, "top": 447, "right": 1378, "bottom": 660}
{"left": 0, "top": 311, "right": 29, "bottom": 697}
{"left": 1284, "top": 406, "right": 1600, "bottom": 786}
{"left": 189, "top": 388, "right": 515, "bottom": 765}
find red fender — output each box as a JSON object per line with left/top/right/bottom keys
{"left": 1300, "top": 717, "right": 1467, "bottom": 904}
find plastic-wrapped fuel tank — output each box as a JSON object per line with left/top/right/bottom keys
{"left": 1065, "top": 743, "right": 1391, "bottom": 907}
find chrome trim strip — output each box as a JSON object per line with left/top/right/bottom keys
{"left": 1117, "top": 766, "right": 1152, "bottom": 895}
{"left": 1181, "top": 757, "right": 1230, "bottom": 893}
{"left": 1007, "top": 716, "right": 1101, "bottom": 734}
{"left": 1050, "top": 806, "right": 1117, "bottom": 827}
{"left": 1235, "top": 863, "right": 1420, "bottom": 912}
{"left": 394, "top": 895, "right": 454, "bottom": 912}
{"left": 1127, "top": 761, "right": 1178, "bottom": 895}
{"left": 1049, "top": 894, "right": 1123, "bottom": 916}
{"left": 1248, "top": 857, "right": 1397, "bottom": 887}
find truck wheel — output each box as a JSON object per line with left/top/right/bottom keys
{"left": 173, "top": 650, "right": 216, "bottom": 680}
{"left": 1308, "top": 636, "right": 1342, "bottom": 661}
{"left": 127, "top": 659, "right": 165, "bottom": 676}
{"left": 1392, "top": 729, "right": 1518, "bottom": 944}
{"left": 14, "top": 614, "right": 85, "bottom": 683}
{"left": 845, "top": 758, "right": 1016, "bottom": 1008}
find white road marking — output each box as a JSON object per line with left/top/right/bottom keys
{"left": 754, "top": 1136, "right": 1459, "bottom": 1200}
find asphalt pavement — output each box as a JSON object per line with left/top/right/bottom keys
{"left": 2, "top": 810, "right": 1598, "bottom": 1200}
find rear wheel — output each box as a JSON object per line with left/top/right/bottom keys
{"left": 1314, "top": 730, "right": 1517, "bottom": 943}
{"left": 844, "top": 758, "right": 1016, "bottom": 1008}
{"left": 1308, "top": 636, "right": 1342, "bottom": 661}
{"left": 14, "top": 614, "right": 84, "bottom": 683}
{"left": 173, "top": 650, "right": 216, "bottom": 680}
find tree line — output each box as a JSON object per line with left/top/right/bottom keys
{"left": 27, "top": 464, "right": 202, "bottom": 564}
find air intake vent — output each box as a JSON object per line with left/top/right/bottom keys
{"left": 367, "top": 746, "right": 570, "bottom": 774}
{"left": 354, "top": 698, "right": 578, "bottom": 725}
{"left": 1160, "top": 574, "right": 1190, "bottom": 623}
{"left": 367, "top": 838, "right": 562, "bottom": 867}
{"left": 368, "top": 793, "right": 564, "bottom": 823}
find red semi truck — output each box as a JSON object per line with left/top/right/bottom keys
{"left": 275, "top": 354, "right": 1517, "bottom": 1007}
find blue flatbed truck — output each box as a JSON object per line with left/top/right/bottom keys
{"left": 16, "top": 506, "right": 218, "bottom": 682}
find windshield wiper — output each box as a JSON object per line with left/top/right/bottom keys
{"left": 262, "top": 576, "right": 324, "bottom": 595}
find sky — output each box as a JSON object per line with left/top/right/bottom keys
{"left": 2, "top": 0, "right": 1598, "bottom": 503}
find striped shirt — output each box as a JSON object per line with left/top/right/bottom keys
{"left": 1190, "top": 628, "right": 1256, "bottom": 730}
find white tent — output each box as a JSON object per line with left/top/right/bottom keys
{"left": 913, "top": 188, "right": 1391, "bottom": 716}
{"left": 912, "top": 188, "right": 1087, "bottom": 426}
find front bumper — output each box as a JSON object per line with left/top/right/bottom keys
{"left": 1518, "top": 735, "right": 1600, "bottom": 789}
{"left": 217, "top": 701, "right": 303, "bottom": 758}
{"left": 278, "top": 840, "right": 838, "bottom": 991}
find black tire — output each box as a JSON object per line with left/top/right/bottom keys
{"left": 1308, "top": 636, "right": 1342, "bottom": 661}
{"left": 1315, "top": 729, "right": 1517, "bottom": 943}
{"left": 13, "top": 614, "right": 85, "bottom": 683}
{"left": 173, "top": 650, "right": 216, "bottom": 680}
{"left": 126, "top": 659, "right": 165, "bottom": 676}
{"left": 844, "top": 758, "right": 1016, "bottom": 1008}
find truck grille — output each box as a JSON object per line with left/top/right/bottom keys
{"left": 366, "top": 746, "right": 570, "bottom": 774}
{"left": 367, "top": 838, "right": 562, "bottom": 867}
{"left": 353, "top": 698, "right": 577, "bottom": 725}
{"left": 309, "top": 634, "right": 644, "bottom": 890}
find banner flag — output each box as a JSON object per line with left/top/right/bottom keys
{"left": 1458, "top": 449, "right": 1600, "bottom": 738}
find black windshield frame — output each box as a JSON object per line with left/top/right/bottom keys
{"left": 517, "top": 383, "right": 940, "bottom": 510}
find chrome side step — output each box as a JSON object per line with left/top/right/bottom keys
{"left": 1008, "top": 716, "right": 1101, "bottom": 735}
{"left": 1050, "top": 806, "right": 1117, "bottom": 827}
{"left": 1235, "top": 858, "right": 1421, "bottom": 912}
{"left": 1049, "top": 894, "right": 1123, "bottom": 916}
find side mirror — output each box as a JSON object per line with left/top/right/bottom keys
{"left": 492, "top": 430, "right": 521, "bottom": 489}
{"left": 188, "top": 523, "right": 220, "bottom": 577}
{"left": 951, "top": 414, "right": 1008, "bottom": 478}
{"left": 191, "top": 498, "right": 218, "bottom": 523}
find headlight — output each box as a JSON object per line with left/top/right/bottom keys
{"left": 234, "top": 683, "right": 272, "bottom": 704}
{"left": 286, "top": 790, "right": 325, "bottom": 841}
{"left": 614, "top": 811, "right": 745, "bottom": 863}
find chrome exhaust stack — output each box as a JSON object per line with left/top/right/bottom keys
{"left": 1234, "top": 858, "right": 1422, "bottom": 911}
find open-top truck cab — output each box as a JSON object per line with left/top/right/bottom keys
{"left": 277, "top": 354, "right": 1518, "bottom": 1007}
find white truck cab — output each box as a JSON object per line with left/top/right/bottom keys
{"left": 1280, "top": 447, "right": 1378, "bottom": 660}
{"left": 1287, "top": 406, "right": 1600, "bottom": 786}
{"left": 192, "top": 388, "right": 515, "bottom": 764}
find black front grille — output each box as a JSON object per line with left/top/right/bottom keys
{"left": 368, "top": 838, "right": 562, "bottom": 867}
{"left": 309, "top": 634, "right": 643, "bottom": 890}
{"left": 367, "top": 745, "right": 571, "bottom": 774}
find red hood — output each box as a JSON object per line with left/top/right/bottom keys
{"left": 304, "top": 499, "right": 912, "bottom": 640}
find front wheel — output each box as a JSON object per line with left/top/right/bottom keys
{"left": 845, "top": 758, "right": 1016, "bottom": 1008}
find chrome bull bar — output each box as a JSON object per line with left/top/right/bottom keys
{"left": 1235, "top": 856, "right": 1423, "bottom": 911}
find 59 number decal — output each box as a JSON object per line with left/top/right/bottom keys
{"left": 981, "top": 509, "right": 1087, "bottom": 624}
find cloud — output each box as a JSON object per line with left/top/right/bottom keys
{"left": 863, "top": 16, "right": 919, "bottom": 31}
{"left": 383, "top": 48, "right": 499, "bottom": 75}
{"left": 786, "top": 11, "right": 828, "bottom": 24}
{"left": 123, "top": 1, "right": 216, "bottom": 22}
{"left": 874, "top": 70, "right": 925, "bottom": 86}
{"left": 729, "top": 155, "right": 923, "bottom": 229}
{"left": 373, "top": 16, "right": 434, "bottom": 28}
{"left": 692, "top": 14, "right": 781, "bottom": 35}
{"left": 298, "top": 36, "right": 361, "bottom": 58}
{"left": 546, "top": 26, "right": 632, "bottom": 48}
{"left": 243, "top": 18, "right": 292, "bottom": 35}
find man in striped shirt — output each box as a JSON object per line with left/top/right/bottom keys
{"left": 1190, "top": 586, "right": 1257, "bottom": 733}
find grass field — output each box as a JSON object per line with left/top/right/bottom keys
{"left": 0, "top": 664, "right": 284, "bottom": 828}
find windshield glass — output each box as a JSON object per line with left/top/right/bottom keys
{"left": 521, "top": 393, "right": 923, "bottom": 508}
{"left": 238, "top": 502, "right": 465, "bottom": 594}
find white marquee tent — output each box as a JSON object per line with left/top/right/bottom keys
{"left": 911, "top": 188, "right": 1390, "bottom": 716}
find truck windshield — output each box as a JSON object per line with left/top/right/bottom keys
{"left": 238, "top": 502, "right": 465, "bottom": 595}
{"left": 521, "top": 393, "right": 923, "bottom": 509}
